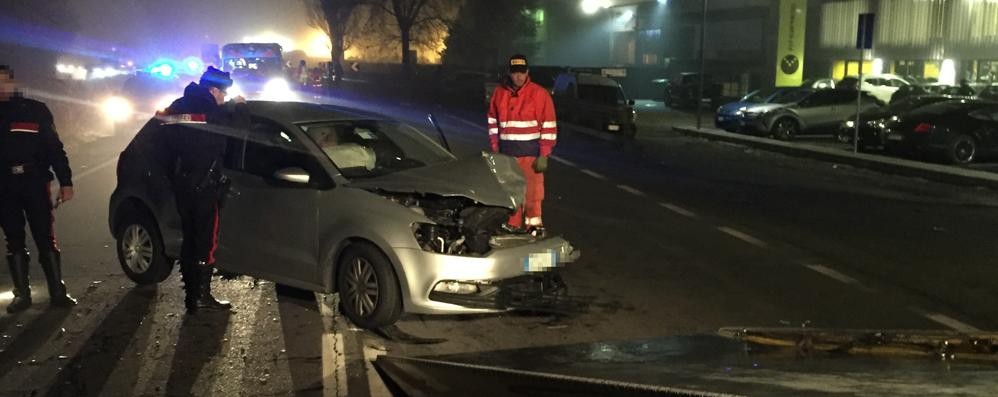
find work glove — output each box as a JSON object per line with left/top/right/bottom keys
{"left": 533, "top": 156, "right": 549, "bottom": 173}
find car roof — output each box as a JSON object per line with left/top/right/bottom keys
{"left": 244, "top": 101, "right": 387, "bottom": 124}
{"left": 575, "top": 73, "right": 620, "bottom": 87}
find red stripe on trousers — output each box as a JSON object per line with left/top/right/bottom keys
{"left": 207, "top": 204, "right": 219, "bottom": 265}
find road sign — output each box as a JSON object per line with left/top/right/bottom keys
{"left": 856, "top": 13, "right": 875, "bottom": 50}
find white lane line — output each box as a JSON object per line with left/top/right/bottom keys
{"left": 74, "top": 155, "right": 119, "bottom": 181}
{"left": 804, "top": 264, "right": 863, "bottom": 286}
{"left": 716, "top": 226, "right": 768, "bottom": 248}
{"left": 658, "top": 202, "right": 697, "bottom": 218}
{"left": 616, "top": 184, "right": 646, "bottom": 197}
{"left": 550, "top": 155, "right": 576, "bottom": 168}
{"left": 317, "top": 294, "right": 348, "bottom": 397}
{"left": 909, "top": 308, "right": 982, "bottom": 333}
{"left": 579, "top": 169, "right": 607, "bottom": 180}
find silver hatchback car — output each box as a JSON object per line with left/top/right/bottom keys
{"left": 108, "top": 101, "right": 578, "bottom": 328}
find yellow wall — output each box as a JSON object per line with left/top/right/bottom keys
{"left": 832, "top": 60, "right": 873, "bottom": 80}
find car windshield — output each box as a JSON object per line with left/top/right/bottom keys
{"left": 299, "top": 120, "right": 454, "bottom": 179}
{"left": 577, "top": 84, "right": 627, "bottom": 105}
{"left": 771, "top": 89, "right": 812, "bottom": 104}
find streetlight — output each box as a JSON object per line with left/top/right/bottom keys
{"left": 581, "top": 0, "right": 610, "bottom": 15}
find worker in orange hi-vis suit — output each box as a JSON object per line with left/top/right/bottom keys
{"left": 487, "top": 54, "right": 557, "bottom": 235}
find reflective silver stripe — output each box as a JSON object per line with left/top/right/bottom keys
{"left": 488, "top": 128, "right": 499, "bottom": 135}
{"left": 542, "top": 121, "right": 557, "bottom": 129}
{"left": 162, "top": 121, "right": 207, "bottom": 125}
{"left": 540, "top": 133, "right": 557, "bottom": 140}
{"left": 499, "top": 133, "right": 541, "bottom": 141}
{"left": 487, "top": 117, "right": 497, "bottom": 124}
{"left": 499, "top": 120, "right": 538, "bottom": 128}
{"left": 10, "top": 129, "right": 39, "bottom": 133}
{"left": 526, "top": 217, "right": 543, "bottom": 226}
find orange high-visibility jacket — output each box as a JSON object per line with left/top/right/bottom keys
{"left": 487, "top": 78, "right": 557, "bottom": 157}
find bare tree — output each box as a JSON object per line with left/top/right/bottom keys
{"left": 369, "top": 0, "right": 456, "bottom": 73}
{"left": 305, "top": 0, "right": 363, "bottom": 81}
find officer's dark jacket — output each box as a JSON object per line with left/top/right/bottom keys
{"left": 0, "top": 94, "right": 72, "bottom": 186}
{"left": 156, "top": 83, "right": 247, "bottom": 193}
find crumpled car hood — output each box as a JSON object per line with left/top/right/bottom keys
{"left": 348, "top": 151, "right": 526, "bottom": 209}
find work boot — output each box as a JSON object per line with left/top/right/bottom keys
{"left": 6, "top": 252, "right": 32, "bottom": 313}
{"left": 195, "top": 264, "right": 231, "bottom": 311}
{"left": 38, "top": 250, "right": 77, "bottom": 307}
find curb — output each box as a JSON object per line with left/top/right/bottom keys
{"left": 672, "top": 126, "right": 998, "bottom": 190}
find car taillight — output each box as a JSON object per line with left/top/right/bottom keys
{"left": 914, "top": 122, "right": 933, "bottom": 134}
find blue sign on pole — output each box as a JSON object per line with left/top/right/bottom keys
{"left": 856, "top": 13, "right": 875, "bottom": 50}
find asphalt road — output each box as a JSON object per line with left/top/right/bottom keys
{"left": 1, "top": 90, "right": 997, "bottom": 396}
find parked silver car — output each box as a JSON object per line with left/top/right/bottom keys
{"left": 745, "top": 89, "right": 881, "bottom": 140}
{"left": 108, "top": 101, "right": 578, "bottom": 328}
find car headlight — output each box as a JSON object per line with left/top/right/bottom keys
{"left": 260, "top": 78, "right": 296, "bottom": 101}
{"left": 226, "top": 82, "right": 244, "bottom": 101}
{"left": 844, "top": 120, "right": 855, "bottom": 128}
{"left": 101, "top": 96, "right": 133, "bottom": 123}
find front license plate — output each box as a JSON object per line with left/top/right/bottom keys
{"left": 887, "top": 134, "right": 904, "bottom": 141}
{"left": 524, "top": 251, "right": 558, "bottom": 272}
{"left": 607, "top": 124, "right": 620, "bottom": 131}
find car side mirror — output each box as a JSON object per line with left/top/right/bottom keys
{"left": 627, "top": 99, "right": 635, "bottom": 106}
{"left": 273, "top": 167, "right": 310, "bottom": 184}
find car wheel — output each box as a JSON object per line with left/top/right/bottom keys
{"left": 946, "top": 134, "right": 977, "bottom": 164}
{"left": 116, "top": 209, "right": 172, "bottom": 285}
{"left": 772, "top": 118, "right": 799, "bottom": 140}
{"left": 337, "top": 242, "right": 402, "bottom": 329}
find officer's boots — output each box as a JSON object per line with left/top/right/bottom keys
{"left": 183, "top": 262, "right": 231, "bottom": 314}
{"left": 38, "top": 250, "right": 77, "bottom": 307}
{"left": 181, "top": 261, "right": 202, "bottom": 313}
{"left": 6, "top": 252, "right": 32, "bottom": 313}
{"left": 196, "top": 264, "right": 231, "bottom": 311}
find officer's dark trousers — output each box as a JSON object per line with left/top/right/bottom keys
{"left": 0, "top": 180, "right": 58, "bottom": 254}
{"left": 175, "top": 189, "right": 220, "bottom": 268}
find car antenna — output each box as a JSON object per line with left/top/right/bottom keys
{"left": 427, "top": 113, "right": 451, "bottom": 153}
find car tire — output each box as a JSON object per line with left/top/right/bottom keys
{"left": 336, "top": 242, "right": 403, "bottom": 329}
{"left": 116, "top": 209, "right": 172, "bottom": 285}
{"left": 945, "top": 134, "right": 977, "bottom": 165}
{"left": 772, "top": 118, "right": 799, "bottom": 140}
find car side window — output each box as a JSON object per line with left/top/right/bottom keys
{"left": 804, "top": 91, "right": 833, "bottom": 107}
{"left": 242, "top": 117, "right": 331, "bottom": 187}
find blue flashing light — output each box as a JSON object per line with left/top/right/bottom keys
{"left": 151, "top": 63, "right": 174, "bottom": 78}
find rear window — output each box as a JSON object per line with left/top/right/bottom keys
{"left": 909, "top": 100, "right": 977, "bottom": 116}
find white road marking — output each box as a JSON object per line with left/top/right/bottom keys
{"left": 317, "top": 293, "right": 348, "bottom": 397}
{"left": 579, "top": 169, "right": 607, "bottom": 180}
{"left": 550, "top": 155, "right": 576, "bottom": 168}
{"left": 74, "top": 155, "right": 119, "bottom": 181}
{"left": 616, "top": 184, "right": 646, "bottom": 197}
{"left": 804, "top": 264, "right": 858, "bottom": 285}
{"left": 658, "top": 202, "right": 697, "bottom": 218}
{"left": 909, "top": 307, "right": 982, "bottom": 333}
{"left": 716, "top": 226, "right": 768, "bottom": 248}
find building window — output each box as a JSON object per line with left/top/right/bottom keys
{"left": 948, "top": 0, "right": 998, "bottom": 46}
{"left": 820, "top": 0, "right": 871, "bottom": 48}
{"left": 877, "top": 0, "right": 943, "bottom": 47}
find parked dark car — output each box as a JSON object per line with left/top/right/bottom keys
{"left": 664, "top": 73, "right": 723, "bottom": 109}
{"left": 714, "top": 87, "right": 800, "bottom": 132}
{"left": 978, "top": 85, "right": 998, "bottom": 101}
{"left": 837, "top": 95, "right": 956, "bottom": 149}
{"left": 552, "top": 72, "right": 637, "bottom": 138}
{"left": 746, "top": 89, "right": 881, "bottom": 139}
{"left": 882, "top": 99, "right": 998, "bottom": 164}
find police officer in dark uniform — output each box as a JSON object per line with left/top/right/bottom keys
{"left": 0, "top": 65, "right": 76, "bottom": 313}
{"left": 157, "top": 66, "right": 246, "bottom": 314}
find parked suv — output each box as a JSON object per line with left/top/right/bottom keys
{"left": 552, "top": 72, "right": 637, "bottom": 138}
{"left": 108, "top": 101, "right": 578, "bottom": 329}
{"left": 747, "top": 89, "right": 881, "bottom": 139}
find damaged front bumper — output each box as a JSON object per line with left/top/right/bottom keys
{"left": 393, "top": 235, "right": 580, "bottom": 315}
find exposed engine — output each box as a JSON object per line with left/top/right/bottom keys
{"left": 378, "top": 192, "right": 530, "bottom": 256}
